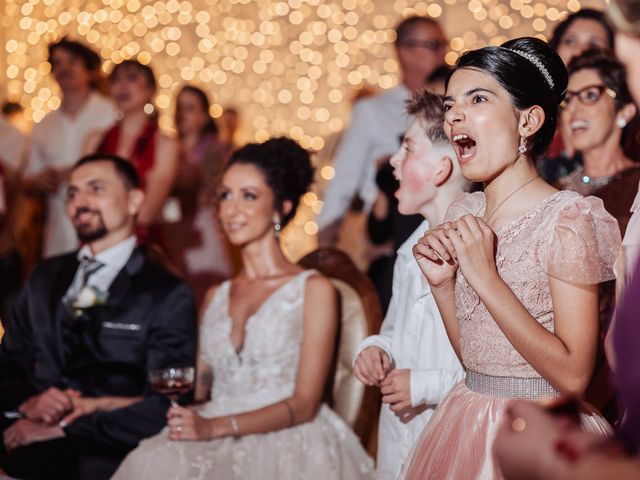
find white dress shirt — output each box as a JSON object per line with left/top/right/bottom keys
{"left": 67, "top": 236, "right": 137, "bottom": 297}
{"left": 28, "top": 93, "right": 117, "bottom": 258}
{"left": 317, "top": 85, "right": 411, "bottom": 230}
{"left": 355, "top": 220, "right": 464, "bottom": 480}
{"left": 0, "top": 115, "right": 27, "bottom": 172}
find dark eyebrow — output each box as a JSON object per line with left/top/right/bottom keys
{"left": 444, "top": 87, "right": 497, "bottom": 102}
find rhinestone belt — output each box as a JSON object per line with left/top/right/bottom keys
{"left": 465, "top": 370, "right": 560, "bottom": 400}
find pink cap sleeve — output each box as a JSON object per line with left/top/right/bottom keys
{"left": 545, "top": 196, "right": 621, "bottom": 284}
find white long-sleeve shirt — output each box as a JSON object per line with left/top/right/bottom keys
{"left": 317, "top": 85, "right": 411, "bottom": 230}
{"left": 28, "top": 93, "right": 117, "bottom": 258}
{"left": 355, "top": 220, "right": 464, "bottom": 480}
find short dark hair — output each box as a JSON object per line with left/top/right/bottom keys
{"left": 394, "top": 16, "right": 442, "bottom": 46}
{"left": 73, "top": 153, "right": 140, "bottom": 189}
{"left": 406, "top": 89, "right": 448, "bottom": 145}
{"left": 48, "top": 37, "right": 102, "bottom": 72}
{"left": 176, "top": 85, "right": 218, "bottom": 136}
{"left": 226, "top": 137, "right": 314, "bottom": 227}
{"left": 548, "top": 9, "right": 614, "bottom": 53}
{"left": 109, "top": 60, "right": 157, "bottom": 91}
{"left": 450, "top": 37, "right": 568, "bottom": 158}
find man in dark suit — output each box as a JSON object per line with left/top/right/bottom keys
{"left": 0, "top": 153, "right": 197, "bottom": 479}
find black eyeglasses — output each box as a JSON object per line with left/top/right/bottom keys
{"left": 560, "top": 84, "right": 617, "bottom": 109}
{"left": 398, "top": 39, "right": 447, "bottom": 51}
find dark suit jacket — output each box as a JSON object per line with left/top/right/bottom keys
{"left": 0, "top": 246, "right": 197, "bottom": 462}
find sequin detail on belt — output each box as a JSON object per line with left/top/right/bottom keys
{"left": 465, "top": 370, "right": 560, "bottom": 399}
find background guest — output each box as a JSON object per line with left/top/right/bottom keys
{"left": 539, "top": 9, "right": 615, "bottom": 184}
{"left": 160, "top": 85, "right": 234, "bottom": 305}
{"left": 113, "top": 137, "right": 373, "bottom": 479}
{"left": 85, "top": 60, "right": 178, "bottom": 233}
{"left": 557, "top": 49, "right": 640, "bottom": 237}
{"left": 317, "top": 15, "right": 447, "bottom": 245}
{"left": 218, "top": 106, "right": 242, "bottom": 153}
{"left": 0, "top": 110, "right": 27, "bottom": 321}
{"left": 0, "top": 154, "right": 196, "bottom": 479}
{"left": 23, "top": 37, "right": 117, "bottom": 258}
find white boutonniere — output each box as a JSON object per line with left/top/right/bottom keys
{"left": 71, "top": 285, "right": 109, "bottom": 317}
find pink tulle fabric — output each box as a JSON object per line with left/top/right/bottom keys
{"left": 400, "top": 191, "right": 620, "bottom": 479}
{"left": 401, "top": 383, "right": 611, "bottom": 480}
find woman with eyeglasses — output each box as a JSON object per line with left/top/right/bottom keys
{"left": 558, "top": 49, "right": 640, "bottom": 236}
{"left": 538, "top": 9, "right": 615, "bottom": 184}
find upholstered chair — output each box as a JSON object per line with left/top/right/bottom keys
{"left": 299, "top": 247, "right": 383, "bottom": 456}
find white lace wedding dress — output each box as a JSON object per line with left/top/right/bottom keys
{"left": 112, "top": 270, "right": 374, "bottom": 479}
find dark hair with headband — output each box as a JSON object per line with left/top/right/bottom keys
{"left": 448, "top": 37, "right": 568, "bottom": 158}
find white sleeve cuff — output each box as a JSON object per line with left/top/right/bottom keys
{"left": 409, "top": 368, "right": 465, "bottom": 407}
{"left": 353, "top": 335, "right": 394, "bottom": 367}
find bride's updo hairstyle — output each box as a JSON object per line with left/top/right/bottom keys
{"left": 449, "top": 37, "right": 568, "bottom": 158}
{"left": 226, "top": 137, "right": 314, "bottom": 227}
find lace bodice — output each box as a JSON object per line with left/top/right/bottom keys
{"left": 446, "top": 190, "right": 619, "bottom": 377}
{"left": 198, "top": 270, "right": 315, "bottom": 417}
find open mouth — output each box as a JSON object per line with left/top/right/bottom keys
{"left": 569, "top": 119, "right": 589, "bottom": 134}
{"left": 452, "top": 133, "right": 477, "bottom": 161}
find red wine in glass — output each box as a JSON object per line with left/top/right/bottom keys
{"left": 149, "top": 367, "right": 195, "bottom": 407}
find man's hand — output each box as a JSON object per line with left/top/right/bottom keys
{"left": 380, "top": 369, "right": 412, "bottom": 412}
{"left": 59, "top": 390, "right": 99, "bottom": 427}
{"left": 354, "top": 346, "right": 391, "bottom": 387}
{"left": 3, "top": 419, "right": 65, "bottom": 451}
{"left": 18, "top": 387, "right": 74, "bottom": 424}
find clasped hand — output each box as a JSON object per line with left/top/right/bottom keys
{"left": 4, "top": 388, "right": 94, "bottom": 451}
{"left": 413, "top": 214, "right": 498, "bottom": 290}
{"left": 354, "top": 347, "right": 412, "bottom": 414}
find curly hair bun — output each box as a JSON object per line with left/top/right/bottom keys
{"left": 228, "top": 136, "right": 314, "bottom": 227}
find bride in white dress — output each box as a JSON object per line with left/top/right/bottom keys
{"left": 112, "top": 137, "right": 374, "bottom": 480}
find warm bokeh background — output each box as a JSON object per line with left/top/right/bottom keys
{"left": 0, "top": 0, "right": 605, "bottom": 259}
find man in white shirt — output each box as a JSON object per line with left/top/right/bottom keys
{"left": 24, "top": 38, "right": 117, "bottom": 258}
{"left": 0, "top": 115, "right": 26, "bottom": 222}
{"left": 317, "top": 16, "right": 447, "bottom": 245}
{"left": 353, "top": 90, "right": 467, "bottom": 480}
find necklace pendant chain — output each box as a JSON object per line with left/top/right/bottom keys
{"left": 484, "top": 175, "right": 540, "bottom": 223}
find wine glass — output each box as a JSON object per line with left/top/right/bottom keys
{"left": 149, "top": 366, "right": 195, "bottom": 407}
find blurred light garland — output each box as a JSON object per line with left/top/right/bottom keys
{"left": 1, "top": 0, "right": 604, "bottom": 259}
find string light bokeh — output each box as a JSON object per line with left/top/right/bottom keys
{"left": 0, "top": 0, "right": 604, "bottom": 259}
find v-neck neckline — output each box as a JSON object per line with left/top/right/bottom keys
{"left": 224, "top": 270, "right": 307, "bottom": 357}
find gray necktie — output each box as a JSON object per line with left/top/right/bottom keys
{"left": 63, "top": 257, "right": 105, "bottom": 310}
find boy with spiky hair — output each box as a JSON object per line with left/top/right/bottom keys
{"left": 354, "top": 90, "right": 467, "bottom": 480}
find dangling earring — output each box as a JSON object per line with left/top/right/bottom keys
{"left": 616, "top": 117, "right": 628, "bottom": 129}
{"left": 273, "top": 218, "right": 282, "bottom": 237}
{"left": 518, "top": 135, "right": 528, "bottom": 155}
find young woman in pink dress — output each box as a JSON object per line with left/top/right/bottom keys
{"left": 402, "top": 37, "right": 621, "bottom": 479}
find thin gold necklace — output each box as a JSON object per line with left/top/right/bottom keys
{"left": 483, "top": 175, "right": 540, "bottom": 223}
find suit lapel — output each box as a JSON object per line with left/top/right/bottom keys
{"left": 49, "top": 255, "right": 80, "bottom": 369}
{"left": 105, "top": 247, "right": 145, "bottom": 307}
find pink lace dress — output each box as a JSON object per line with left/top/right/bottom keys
{"left": 401, "top": 190, "right": 621, "bottom": 480}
